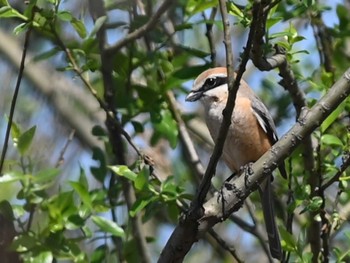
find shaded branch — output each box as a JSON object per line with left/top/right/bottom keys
{"left": 166, "top": 91, "right": 205, "bottom": 182}
{"left": 105, "top": 0, "right": 174, "bottom": 55}
{"left": 203, "top": 7, "right": 218, "bottom": 65}
{"left": 89, "top": 1, "right": 152, "bottom": 263}
{"left": 310, "top": 4, "right": 335, "bottom": 77}
{"left": 208, "top": 229, "right": 243, "bottom": 263}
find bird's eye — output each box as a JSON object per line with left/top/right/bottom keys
{"left": 205, "top": 78, "right": 217, "bottom": 88}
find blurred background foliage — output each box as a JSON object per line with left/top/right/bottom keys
{"left": 0, "top": 0, "right": 349, "bottom": 262}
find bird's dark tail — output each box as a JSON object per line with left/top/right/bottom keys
{"left": 259, "top": 177, "right": 282, "bottom": 260}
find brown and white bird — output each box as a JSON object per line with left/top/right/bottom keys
{"left": 186, "top": 67, "right": 285, "bottom": 260}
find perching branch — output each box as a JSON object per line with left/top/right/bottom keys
{"left": 158, "top": 67, "right": 350, "bottom": 262}
{"left": 201, "top": 67, "right": 350, "bottom": 234}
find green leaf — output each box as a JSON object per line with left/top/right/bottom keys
{"left": 9, "top": 119, "right": 21, "bottom": 142}
{"left": 109, "top": 165, "right": 137, "bottom": 181}
{"left": 31, "top": 251, "right": 53, "bottom": 263}
{"left": 33, "top": 48, "right": 60, "bottom": 62}
{"left": 134, "top": 167, "right": 149, "bottom": 190}
{"left": 131, "top": 120, "right": 144, "bottom": 133}
{"left": 279, "top": 227, "right": 297, "bottom": 252}
{"left": 0, "top": 0, "right": 9, "bottom": 5}
{"left": 177, "top": 45, "right": 210, "bottom": 59}
{"left": 0, "top": 6, "right": 28, "bottom": 20}
{"left": 321, "top": 102, "right": 345, "bottom": 132}
{"left": 70, "top": 181, "right": 92, "bottom": 209}
{"left": 89, "top": 15, "right": 107, "bottom": 37}
{"left": 90, "top": 147, "right": 107, "bottom": 182}
{"left": 321, "top": 134, "right": 343, "bottom": 147}
{"left": 91, "top": 245, "right": 108, "bottom": 263}
{"left": 227, "top": 2, "right": 244, "bottom": 18}
{"left": 13, "top": 22, "right": 29, "bottom": 35}
{"left": 307, "top": 196, "right": 323, "bottom": 212}
{"left": 151, "top": 109, "right": 178, "bottom": 148}
{"left": 71, "top": 18, "right": 87, "bottom": 38}
{"left": 91, "top": 215, "right": 125, "bottom": 238}
{"left": 187, "top": 0, "right": 217, "bottom": 14}
{"left": 34, "top": 168, "right": 60, "bottom": 183}
{"left": 0, "top": 171, "right": 24, "bottom": 183}
{"left": 66, "top": 214, "right": 85, "bottom": 229}
{"left": 129, "top": 197, "right": 156, "bottom": 217}
{"left": 57, "top": 10, "right": 72, "bottom": 21}
{"left": 266, "top": 17, "right": 282, "bottom": 29}
{"left": 17, "top": 125, "right": 36, "bottom": 155}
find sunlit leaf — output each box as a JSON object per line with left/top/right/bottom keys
{"left": 30, "top": 251, "right": 53, "bottom": 263}
{"left": 89, "top": 15, "right": 107, "bottom": 37}
{"left": 57, "top": 10, "right": 72, "bottom": 21}
{"left": 70, "top": 181, "right": 92, "bottom": 209}
{"left": 0, "top": 6, "right": 28, "bottom": 20}
{"left": 109, "top": 165, "right": 137, "bottom": 181}
{"left": 91, "top": 215, "right": 125, "bottom": 238}
{"left": 34, "top": 168, "right": 60, "bottom": 183}
{"left": 321, "top": 102, "right": 345, "bottom": 132}
{"left": 321, "top": 134, "right": 343, "bottom": 147}
{"left": 71, "top": 18, "right": 87, "bottom": 38}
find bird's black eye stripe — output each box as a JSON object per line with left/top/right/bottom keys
{"left": 200, "top": 77, "right": 227, "bottom": 92}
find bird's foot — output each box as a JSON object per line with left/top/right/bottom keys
{"left": 240, "top": 162, "right": 254, "bottom": 188}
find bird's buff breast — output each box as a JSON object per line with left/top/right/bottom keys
{"left": 204, "top": 100, "right": 265, "bottom": 172}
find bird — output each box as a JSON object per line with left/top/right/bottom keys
{"left": 186, "top": 67, "right": 285, "bottom": 260}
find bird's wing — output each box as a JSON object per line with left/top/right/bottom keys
{"left": 251, "top": 97, "right": 287, "bottom": 179}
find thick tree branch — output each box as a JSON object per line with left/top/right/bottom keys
{"left": 158, "top": 68, "right": 350, "bottom": 263}
{"left": 248, "top": 1, "right": 322, "bottom": 259}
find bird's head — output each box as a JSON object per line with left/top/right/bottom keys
{"left": 186, "top": 67, "right": 229, "bottom": 103}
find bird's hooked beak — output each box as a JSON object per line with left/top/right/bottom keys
{"left": 186, "top": 90, "right": 203, "bottom": 102}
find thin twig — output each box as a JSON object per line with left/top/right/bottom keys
{"left": 320, "top": 152, "right": 350, "bottom": 191}
{"left": 0, "top": 27, "right": 32, "bottom": 175}
{"left": 105, "top": 0, "right": 174, "bottom": 55}
{"left": 203, "top": 7, "right": 218, "bottom": 65}
{"left": 208, "top": 229, "right": 244, "bottom": 263}
{"left": 55, "top": 129, "right": 75, "bottom": 168}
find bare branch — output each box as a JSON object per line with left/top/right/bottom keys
{"left": 208, "top": 229, "right": 243, "bottom": 262}
{"left": 0, "top": 25, "right": 32, "bottom": 175}
{"left": 105, "top": 0, "right": 174, "bottom": 55}
{"left": 203, "top": 7, "right": 218, "bottom": 65}
{"left": 166, "top": 91, "right": 205, "bottom": 182}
